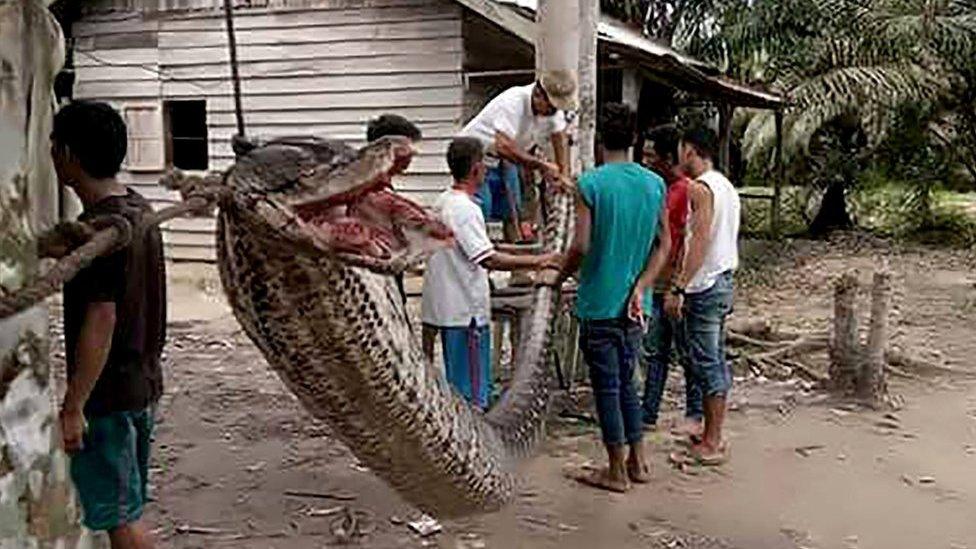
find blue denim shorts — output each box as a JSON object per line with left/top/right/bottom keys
{"left": 70, "top": 407, "right": 154, "bottom": 531}
{"left": 680, "top": 271, "right": 735, "bottom": 397}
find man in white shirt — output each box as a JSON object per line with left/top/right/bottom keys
{"left": 665, "top": 127, "right": 741, "bottom": 466}
{"left": 422, "top": 137, "right": 559, "bottom": 409}
{"left": 459, "top": 71, "right": 575, "bottom": 225}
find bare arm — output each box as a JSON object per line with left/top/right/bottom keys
{"left": 674, "top": 181, "right": 714, "bottom": 290}
{"left": 494, "top": 242, "right": 542, "bottom": 254}
{"left": 550, "top": 131, "right": 570, "bottom": 177}
{"left": 556, "top": 195, "right": 592, "bottom": 282}
{"left": 495, "top": 131, "right": 558, "bottom": 174}
{"left": 636, "top": 202, "right": 672, "bottom": 292}
{"left": 481, "top": 251, "right": 550, "bottom": 271}
{"left": 63, "top": 302, "right": 116, "bottom": 413}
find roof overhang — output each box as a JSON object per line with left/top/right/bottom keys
{"left": 454, "top": 0, "right": 786, "bottom": 110}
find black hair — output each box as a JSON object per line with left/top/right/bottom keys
{"left": 680, "top": 126, "right": 718, "bottom": 161}
{"left": 446, "top": 137, "right": 484, "bottom": 181}
{"left": 598, "top": 103, "right": 636, "bottom": 152}
{"left": 366, "top": 114, "right": 422, "bottom": 142}
{"left": 647, "top": 125, "right": 679, "bottom": 165}
{"left": 51, "top": 100, "right": 128, "bottom": 179}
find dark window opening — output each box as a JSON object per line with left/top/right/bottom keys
{"left": 164, "top": 100, "right": 208, "bottom": 171}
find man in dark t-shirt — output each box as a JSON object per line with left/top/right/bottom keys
{"left": 52, "top": 101, "right": 164, "bottom": 549}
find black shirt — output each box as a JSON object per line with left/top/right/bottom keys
{"left": 63, "top": 189, "right": 166, "bottom": 416}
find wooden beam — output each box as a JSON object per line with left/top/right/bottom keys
{"left": 718, "top": 103, "right": 733, "bottom": 173}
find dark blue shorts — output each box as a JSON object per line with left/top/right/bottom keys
{"left": 70, "top": 407, "right": 154, "bottom": 531}
{"left": 437, "top": 321, "right": 492, "bottom": 409}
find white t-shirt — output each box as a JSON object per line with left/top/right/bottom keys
{"left": 686, "top": 170, "right": 741, "bottom": 294}
{"left": 421, "top": 189, "right": 496, "bottom": 328}
{"left": 460, "top": 84, "right": 568, "bottom": 157}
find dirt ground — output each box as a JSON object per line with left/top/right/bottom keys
{"left": 50, "top": 234, "right": 976, "bottom": 549}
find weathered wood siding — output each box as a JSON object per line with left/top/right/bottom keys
{"left": 74, "top": 0, "right": 464, "bottom": 261}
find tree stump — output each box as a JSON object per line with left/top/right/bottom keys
{"left": 860, "top": 270, "right": 892, "bottom": 406}
{"left": 829, "top": 271, "right": 860, "bottom": 394}
{"left": 828, "top": 269, "right": 893, "bottom": 407}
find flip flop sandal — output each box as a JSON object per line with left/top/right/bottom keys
{"left": 688, "top": 444, "right": 729, "bottom": 466}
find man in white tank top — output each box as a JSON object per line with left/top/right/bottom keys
{"left": 664, "top": 127, "right": 740, "bottom": 465}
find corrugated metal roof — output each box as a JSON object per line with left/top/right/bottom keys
{"left": 487, "top": 0, "right": 784, "bottom": 109}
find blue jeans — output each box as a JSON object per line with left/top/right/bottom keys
{"left": 640, "top": 294, "right": 703, "bottom": 426}
{"left": 475, "top": 161, "right": 521, "bottom": 222}
{"left": 680, "top": 271, "right": 735, "bottom": 397}
{"left": 579, "top": 318, "right": 644, "bottom": 446}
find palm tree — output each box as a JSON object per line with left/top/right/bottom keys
{"left": 714, "top": 0, "right": 976, "bottom": 230}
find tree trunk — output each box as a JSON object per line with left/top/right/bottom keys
{"left": 577, "top": 0, "right": 598, "bottom": 174}
{"left": 829, "top": 272, "right": 860, "bottom": 394}
{"left": 0, "top": 0, "right": 79, "bottom": 544}
{"left": 859, "top": 271, "right": 891, "bottom": 407}
{"left": 809, "top": 181, "right": 853, "bottom": 236}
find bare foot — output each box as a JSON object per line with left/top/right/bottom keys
{"left": 626, "top": 458, "right": 652, "bottom": 484}
{"left": 573, "top": 467, "right": 631, "bottom": 493}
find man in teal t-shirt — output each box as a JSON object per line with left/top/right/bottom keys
{"left": 550, "top": 103, "right": 671, "bottom": 493}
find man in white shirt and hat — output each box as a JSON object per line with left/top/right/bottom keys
{"left": 459, "top": 71, "right": 576, "bottom": 225}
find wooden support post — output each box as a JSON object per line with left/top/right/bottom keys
{"left": 860, "top": 270, "right": 892, "bottom": 407}
{"left": 773, "top": 109, "right": 785, "bottom": 237}
{"left": 222, "top": 0, "right": 246, "bottom": 139}
{"left": 718, "top": 103, "right": 733, "bottom": 173}
{"left": 829, "top": 271, "right": 860, "bottom": 394}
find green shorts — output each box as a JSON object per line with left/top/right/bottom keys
{"left": 70, "top": 407, "right": 155, "bottom": 531}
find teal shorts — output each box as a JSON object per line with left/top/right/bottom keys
{"left": 70, "top": 407, "right": 154, "bottom": 531}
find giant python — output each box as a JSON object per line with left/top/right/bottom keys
{"left": 167, "top": 133, "right": 574, "bottom": 518}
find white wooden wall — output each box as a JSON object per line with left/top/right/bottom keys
{"left": 74, "top": 0, "right": 465, "bottom": 261}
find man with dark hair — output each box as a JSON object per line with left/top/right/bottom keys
{"left": 421, "top": 137, "right": 558, "bottom": 409}
{"left": 666, "top": 125, "right": 740, "bottom": 466}
{"left": 639, "top": 126, "right": 703, "bottom": 435}
{"left": 367, "top": 113, "right": 423, "bottom": 143}
{"left": 50, "top": 100, "right": 164, "bottom": 548}
{"left": 550, "top": 103, "right": 671, "bottom": 492}
{"left": 359, "top": 113, "right": 424, "bottom": 310}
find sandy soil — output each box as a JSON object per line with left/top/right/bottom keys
{"left": 51, "top": 235, "right": 976, "bottom": 549}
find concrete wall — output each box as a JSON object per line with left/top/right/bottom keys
{"left": 0, "top": 0, "right": 82, "bottom": 545}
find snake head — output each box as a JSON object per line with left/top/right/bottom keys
{"left": 226, "top": 135, "right": 452, "bottom": 271}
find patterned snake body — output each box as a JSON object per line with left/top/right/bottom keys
{"left": 212, "top": 136, "right": 572, "bottom": 517}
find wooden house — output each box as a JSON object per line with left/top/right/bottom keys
{"left": 70, "top": 0, "right": 783, "bottom": 261}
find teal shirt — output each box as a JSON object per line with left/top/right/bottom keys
{"left": 575, "top": 162, "right": 665, "bottom": 320}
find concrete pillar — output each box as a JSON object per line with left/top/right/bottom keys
{"left": 0, "top": 0, "right": 81, "bottom": 544}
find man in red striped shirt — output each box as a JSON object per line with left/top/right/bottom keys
{"left": 639, "top": 127, "right": 703, "bottom": 436}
